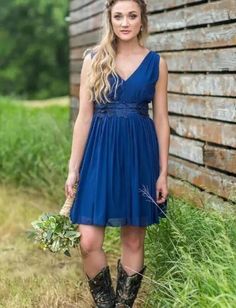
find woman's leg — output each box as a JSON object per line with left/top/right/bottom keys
{"left": 78, "top": 224, "right": 106, "bottom": 278}
{"left": 114, "top": 226, "right": 147, "bottom": 307}
{"left": 78, "top": 224, "right": 116, "bottom": 307}
{"left": 120, "top": 226, "right": 146, "bottom": 274}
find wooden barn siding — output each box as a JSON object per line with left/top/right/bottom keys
{"left": 69, "top": 0, "right": 236, "bottom": 212}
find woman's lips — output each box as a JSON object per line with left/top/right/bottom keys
{"left": 120, "top": 30, "right": 131, "bottom": 34}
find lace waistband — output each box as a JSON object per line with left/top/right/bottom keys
{"left": 93, "top": 101, "right": 150, "bottom": 118}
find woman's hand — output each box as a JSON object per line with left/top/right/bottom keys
{"left": 65, "top": 171, "right": 79, "bottom": 198}
{"left": 156, "top": 173, "right": 168, "bottom": 204}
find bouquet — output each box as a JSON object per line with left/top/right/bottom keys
{"left": 30, "top": 182, "right": 81, "bottom": 257}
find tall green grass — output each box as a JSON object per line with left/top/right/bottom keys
{"left": 145, "top": 197, "right": 236, "bottom": 307}
{"left": 0, "top": 96, "right": 71, "bottom": 202}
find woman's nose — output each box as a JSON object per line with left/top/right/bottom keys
{"left": 121, "top": 17, "right": 129, "bottom": 26}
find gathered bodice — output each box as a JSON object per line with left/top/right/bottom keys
{"left": 91, "top": 50, "right": 160, "bottom": 118}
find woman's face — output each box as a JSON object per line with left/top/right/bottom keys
{"left": 111, "top": 1, "right": 142, "bottom": 41}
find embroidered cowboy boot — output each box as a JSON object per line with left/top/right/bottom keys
{"left": 86, "top": 265, "right": 116, "bottom": 308}
{"left": 115, "top": 258, "right": 147, "bottom": 308}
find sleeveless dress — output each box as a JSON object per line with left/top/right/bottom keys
{"left": 70, "top": 50, "right": 168, "bottom": 227}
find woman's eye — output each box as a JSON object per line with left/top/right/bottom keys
{"left": 114, "top": 15, "right": 137, "bottom": 19}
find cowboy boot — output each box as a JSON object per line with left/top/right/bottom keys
{"left": 86, "top": 265, "right": 116, "bottom": 308}
{"left": 115, "top": 258, "right": 147, "bottom": 307}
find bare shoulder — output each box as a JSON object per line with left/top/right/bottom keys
{"left": 83, "top": 51, "right": 93, "bottom": 64}
{"left": 81, "top": 51, "right": 94, "bottom": 76}
{"left": 83, "top": 44, "right": 100, "bottom": 61}
{"left": 77, "top": 55, "right": 94, "bottom": 121}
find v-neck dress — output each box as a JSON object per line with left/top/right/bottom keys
{"left": 70, "top": 50, "right": 168, "bottom": 227}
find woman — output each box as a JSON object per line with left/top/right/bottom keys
{"left": 65, "top": 0, "right": 170, "bottom": 307}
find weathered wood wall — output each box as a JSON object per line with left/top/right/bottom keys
{"left": 69, "top": 0, "right": 236, "bottom": 212}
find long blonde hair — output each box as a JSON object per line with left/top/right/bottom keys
{"left": 83, "top": 0, "right": 149, "bottom": 104}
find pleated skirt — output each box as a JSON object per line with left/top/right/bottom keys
{"left": 70, "top": 113, "right": 167, "bottom": 227}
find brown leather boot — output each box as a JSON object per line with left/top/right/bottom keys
{"left": 86, "top": 265, "right": 116, "bottom": 308}
{"left": 115, "top": 259, "right": 147, "bottom": 307}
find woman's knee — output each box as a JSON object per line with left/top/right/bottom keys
{"left": 79, "top": 238, "right": 100, "bottom": 257}
{"left": 78, "top": 225, "right": 105, "bottom": 257}
{"left": 121, "top": 226, "right": 146, "bottom": 252}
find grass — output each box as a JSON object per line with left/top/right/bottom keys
{"left": 144, "top": 196, "right": 236, "bottom": 308}
{"left": 0, "top": 96, "right": 72, "bottom": 202}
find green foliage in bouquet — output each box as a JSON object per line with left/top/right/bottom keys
{"left": 29, "top": 182, "right": 80, "bottom": 256}
{"left": 31, "top": 213, "right": 80, "bottom": 257}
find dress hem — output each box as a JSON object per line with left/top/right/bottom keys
{"left": 70, "top": 215, "right": 167, "bottom": 227}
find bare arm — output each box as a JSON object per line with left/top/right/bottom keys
{"left": 152, "top": 56, "right": 170, "bottom": 204}
{"left": 65, "top": 53, "right": 94, "bottom": 197}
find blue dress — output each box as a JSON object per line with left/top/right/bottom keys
{"left": 70, "top": 50, "right": 168, "bottom": 227}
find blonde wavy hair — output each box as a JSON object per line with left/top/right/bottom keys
{"left": 83, "top": 0, "right": 149, "bottom": 104}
